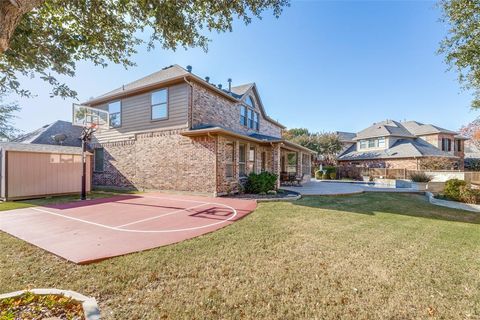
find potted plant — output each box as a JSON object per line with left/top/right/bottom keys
{"left": 409, "top": 172, "right": 433, "bottom": 191}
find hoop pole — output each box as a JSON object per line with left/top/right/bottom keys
{"left": 81, "top": 136, "right": 87, "bottom": 200}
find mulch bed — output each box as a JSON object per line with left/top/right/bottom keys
{"left": 0, "top": 292, "right": 84, "bottom": 320}
{"left": 223, "top": 189, "right": 300, "bottom": 200}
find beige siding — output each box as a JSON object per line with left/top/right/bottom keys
{"left": 92, "top": 83, "right": 189, "bottom": 143}
{"left": 6, "top": 151, "right": 91, "bottom": 199}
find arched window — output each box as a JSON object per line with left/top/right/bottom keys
{"left": 245, "top": 96, "right": 255, "bottom": 108}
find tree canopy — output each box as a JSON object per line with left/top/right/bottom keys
{"left": 283, "top": 128, "right": 343, "bottom": 164}
{"left": 439, "top": 0, "right": 480, "bottom": 108}
{"left": 0, "top": 0, "right": 289, "bottom": 99}
{"left": 0, "top": 91, "right": 20, "bottom": 139}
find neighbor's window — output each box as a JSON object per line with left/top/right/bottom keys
{"left": 151, "top": 89, "right": 168, "bottom": 120}
{"left": 378, "top": 137, "right": 386, "bottom": 148}
{"left": 94, "top": 148, "right": 104, "bottom": 172}
{"left": 360, "top": 140, "right": 368, "bottom": 149}
{"left": 225, "top": 142, "right": 234, "bottom": 178}
{"left": 360, "top": 137, "right": 386, "bottom": 149}
{"left": 239, "top": 144, "right": 247, "bottom": 177}
{"left": 455, "top": 140, "right": 462, "bottom": 152}
{"left": 240, "top": 106, "right": 247, "bottom": 126}
{"left": 442, "top": 138, "right": 452, "bottom": 152}
{"left": 108, "top": 101, "right": 121, "bottom": 128}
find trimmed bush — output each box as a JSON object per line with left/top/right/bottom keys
{"left": 324, "top": 166, "right": 336, "bottom": 175}
{"left": 458, "top": 185, "right": 480, "bottom": 204}
{"left": 444, "top": 179, "right": 467, "bottom": 201}
{"left": 409, "top": 172, "right": 433, "bottom": 183}
{"left": 329, "top": 172, "right": 336, "bottom": 180}
{"left": 245, "top": 172, "right": 278, "bottom": 194}
{"left": 315, "top": 170, "right": 324, "bottom": 180}
{"left": 322, "top": 173, "right": 330, "bottom": 180}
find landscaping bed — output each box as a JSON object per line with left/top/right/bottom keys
{"left": 0, "top": 291, "right": 84, "bottom": 320}
{"left": 224, "top": 189, "right": 300, "bottom": 201}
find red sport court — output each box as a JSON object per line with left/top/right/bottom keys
{"left": 0, "top": 193, "right": 256, "bottom": 264}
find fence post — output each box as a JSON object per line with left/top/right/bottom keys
{"left": 403, "top": 168, "right": 406, "bottom": 179}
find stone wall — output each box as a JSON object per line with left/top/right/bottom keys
{"left": 191, "top": 83, "right": 282, "bottom": 138}
{"left": 92, "top": 129, "right": 217, "bottom": 194}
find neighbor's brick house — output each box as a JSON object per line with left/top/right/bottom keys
{"left": 85, "top": 65, "right": 314, "bottom": 195}
{"left": 337, "top": 120, "right": 468, "bottom": 170}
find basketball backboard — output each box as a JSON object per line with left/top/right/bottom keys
{"left": 72, "top": 104, "right": 109, "bottom": 131}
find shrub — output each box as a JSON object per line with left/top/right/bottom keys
{"left": 322, "top": 173, "right": 330, "bottom": 180}
{"left": 315, "top": 170, "right": 324, "bottom": 180}
{"left": 444, "top": 179, "right": 467, "bottom": 201}
{"left": 245, "top": 172, "right": 278, "bottom": 194}
{"left": 409, "top": 172, "right": 433, "bottom": 183}
{"left": 459, "top": 185, "right": 480, "bottom": 204}
{"left": 329, "top": 172, "right": 336, "bottom": 180}
{"left": 324, "top": 166, "right": 336, "bottom": 175}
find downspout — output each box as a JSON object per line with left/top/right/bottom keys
{"left": 183, "top": 76, "right": 194, "bottom": 129}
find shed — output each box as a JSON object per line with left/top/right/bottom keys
{"left": 0, "top": 142, "right": 92, "bottom": 200}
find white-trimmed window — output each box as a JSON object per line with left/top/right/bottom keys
{"left": 151, "top": 89, "right": 168, "bottom": 120}
{"left": 249, "top": 146, "right": 256, "bottom": 173}
{"left": 254, "top": 112, "right": 259, "bottom": 130}
{"left": 240, "top": 106, "right": 247, "bottom": 126}
{"left": 225, "top": 142, "right": 234, "bottom": 178}
{"left": 248, "top": 109, "right": 255, "bottom": 129}
{"left": 359, "top": 137, "right": 386, "bottom": 149}
{"left": 239, "top": 144, "right": 247, "bottom": 177}
{"left": 442, "top": 138, "right": 452, "bottom": 151}
{"left": 246, "top": 96, "right": 255, "bottom": 108}
{"left": 108, "top": 101, "right": 121, "bottom": 128}
{"left": 94, "top": 148, "right": 104, "bottom": 172}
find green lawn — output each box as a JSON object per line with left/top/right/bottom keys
{"left": 1, "top": 193, "right": 479, "bottom": 319}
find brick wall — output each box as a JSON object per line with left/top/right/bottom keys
{"left": 191, "top": 83, "right": 282, "bottom": 138}
{"left": 92, "top": 129, "right": 217, "bottom": 194}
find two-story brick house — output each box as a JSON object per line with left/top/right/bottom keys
{"left": 85, "top": 65, "right": 314, "bottom": 195}
{"left": 337, "top": 120, "right": 468, "bottom": 170}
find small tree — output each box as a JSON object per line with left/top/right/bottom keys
{"left": 0, "top": 92, "right": 20, "bottom": 139}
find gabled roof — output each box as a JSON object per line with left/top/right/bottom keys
{"left": 83, "top": 65, "right": 285, "bottom": 129}
{"left": 338, "top": 138, "right": 457, "bottom": 161}
{"left": 401, "top": 121, "right": 458, "bottom": 136}
{"left": 354, "top": 120, "right": 415, "bottom": 140}
{"left": 336, "top": 131, "right": 356, "bottom": 142}
{"left": 12, "top": 120, "right": 83, "bottom": 147}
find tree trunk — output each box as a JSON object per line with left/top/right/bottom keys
{"left": 0, "top": 0, "right": 45, "bottom": 53}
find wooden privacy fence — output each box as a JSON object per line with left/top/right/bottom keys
{"left": 338, "top": 167, "right": 467, "bottom": 181}
{"left": 464, "top": 172, "right": 480, "bottom": 185}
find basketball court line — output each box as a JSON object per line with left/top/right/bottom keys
{"left": 28, "top": 196, "right": 238, "bottom": 233}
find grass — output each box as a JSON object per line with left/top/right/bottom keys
{"left": 0, "top": 190, "right": 139, "bottom": 212}
{"left": 0, "top": 193, "right": 479, "bottom": 319}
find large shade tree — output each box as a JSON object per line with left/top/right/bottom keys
{"left": 439, "top": 0, "right": 480, "bottom": 108}
{"left": 0, "top": 0, "right": 289, "bottom": 98}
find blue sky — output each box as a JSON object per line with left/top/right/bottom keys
{"left": 11, "top": 0, "right": 479, "bottom": 133}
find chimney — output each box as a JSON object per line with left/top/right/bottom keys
{"left": 228, "top": 78, "right": 232, "bottom": 92}
{"left": 186, "top": 65, "right": 192, "bottom": 73}
{"left": 205, "top": 76, "right": 210, "bottom": 83}
{"left": 218, "top": 84, "right": 222, "bottom": 90}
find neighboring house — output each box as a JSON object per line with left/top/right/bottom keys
{"left": 337, "top": 120, "right": 468, "bottom": 170}
{"left": 335, "top": 131, "right": 356, "bottom": 154}
{"left": 85, "top": 64, "right": 315, "bottom": 195}
{"left": 12, "top": 120, "right": 83, "bottom": 147}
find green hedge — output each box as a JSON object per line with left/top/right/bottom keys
{"left": 245, "top": 172, "right": 278, "bottom": 194}
{"left": 444, "top": 179, "right": 467, "bottom": 201}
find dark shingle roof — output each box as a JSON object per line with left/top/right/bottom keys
{"left": 355, "top": 120, "right": 414, "bottom": 140}
{"left": 401, "top": 121, "right": 457, "bottom": 135}
{"left": 12, "top": 120, "right": 83, "bottom": 147}
{"left": 336, "top": 131, "right": 356, "bottom": 142}
{"left": 338, "top": 138, "right": 457, "bottom": 161}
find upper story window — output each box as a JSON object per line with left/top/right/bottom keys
{"left": 108, "top": 101, "right": 121, "bottom": 128}
{"left": 240, "top": 96, "right": 259, "bottom": 131}
{"left": 359, "top": 137, "right": 386, "bottom": 149}
{"left": 240, "top": 106, "right": 247, "bottom": 126}
{"left": 246, "top": 96, "right": 255, "bottom": 108}
{"left": 442, "top": 138, "right": 452, "bottom": 152}
{"left": 455, "top": 140, "right": 463, "bottom": 152}
{"left": 151, "top": 89, "right": 168, "bottom": 120}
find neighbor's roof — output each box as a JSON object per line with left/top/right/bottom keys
{"left": 335, "top": 131, "right": 356, "bottom": 142}
{"left": 12, "top": 120, "right": 83, "bottom": 147}
{"left": 0, "top": 142, "right": 85, "bottom": 155}
{"left": 401, "top": 121, "right": 458, "bottom": 136}
{"left": 338, "top": 138, "right": 457, "bottom": 161}
{"left": 83, "top": 65, "right": 285, "bottom": 129}
{"left": 354, "top": 120, "right": 415, "bottom": 140}
{"left": 182, "top": 125, "right": 316, "bottom": 154}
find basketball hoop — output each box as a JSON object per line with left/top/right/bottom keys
{"left": 72, "top": 104, "right": 109, "bottom": 201}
